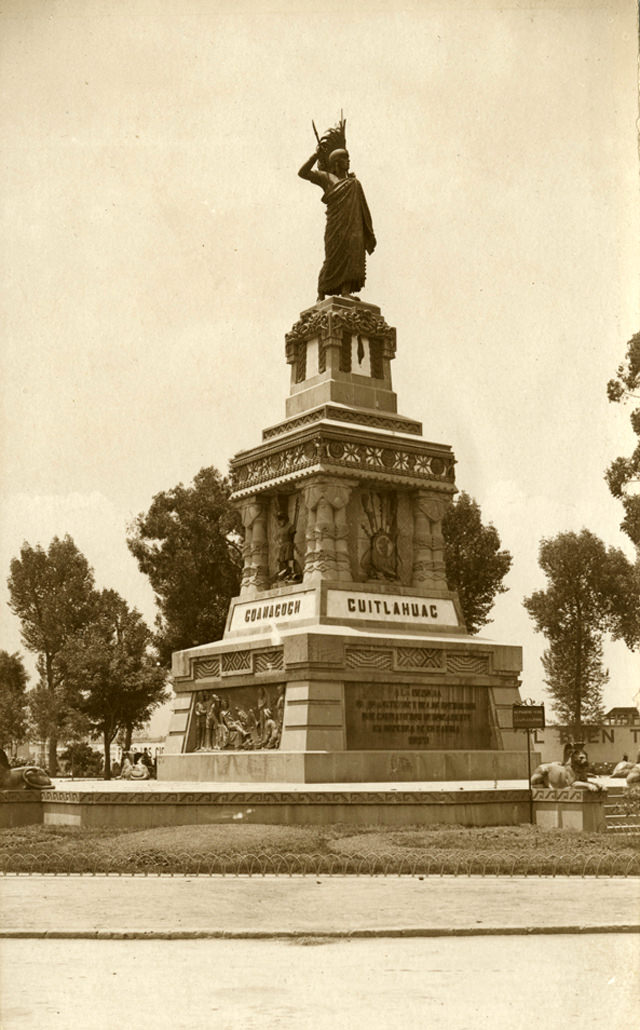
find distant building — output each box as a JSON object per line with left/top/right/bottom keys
{"left": 602, "top": 707, "right": 640, "bottom": 726}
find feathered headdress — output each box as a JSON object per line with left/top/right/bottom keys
{"left": 313, "top": 113, "right": 347, "bottom": 172}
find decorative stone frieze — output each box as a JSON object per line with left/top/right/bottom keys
{"left": 395, "top": 647, "right": 443, "bottom": 670}
{"left": 446, "top": 653, "right": 491, "bottom": 675}
{"left": 220, "top": 650, "right": 252, "bottom": 675}
{"left": 345, "top": 647, "right": 394, "bottom": 670}
{"left": 231, "top": 430, "right": 455, "bottom": 500}
{"left": 254, "top": 649, "right": 285, "bottom": 673}
{"left": 194, "top": 657, "right": 221, "bottom": 679}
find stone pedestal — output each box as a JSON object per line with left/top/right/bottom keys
{"left": 159, "top": 297, "right": 527, "bottom": 784}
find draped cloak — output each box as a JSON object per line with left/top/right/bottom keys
{"left": 318, "top": 174, "right": 376, "bottom": 297}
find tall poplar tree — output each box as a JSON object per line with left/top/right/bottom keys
{"left": 7, "top": 536, "right": 96, "bottom": 772}
{"left": 524, "top": 530, "right": 636, "bottom": 733}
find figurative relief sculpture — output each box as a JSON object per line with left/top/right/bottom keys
{"left": 298, "top": 115, "right": 376, "bottom": 302}
{"left": 191, "top": 687, "right": 284, "bottom": 752}
{"left": 275, "top": 504, "right": 302, "bottom": 584}
{"left": 360, "top": 492, "right": 399, "bottom": 581}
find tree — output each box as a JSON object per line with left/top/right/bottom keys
{"left": 0, "top": 651, "right": 29, "bottom": 757}
{"left": 606, "top": 330, "right": 640, "bottom": 551}
{"left": 59, "top": 741, "right": 103, "bottom": 778}
{"left": 540, "top": 630, "right": 607, "bottom": 728}
{"left": 60, "top": 590, "right": 169, "bottom": 779}
{"left": 7, "top": 536, "right": 96, "bottom": 772}
{"left": 442, "top": 492, "right": 513, "bottom": 633}
{"left": 524, "top": 530, "right": 637, "bottom": 733}
{"left": 127, "top": 466, "right": 242, "bottom": 665}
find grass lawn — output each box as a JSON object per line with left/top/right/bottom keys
{"left": 1, "top": 822, "right": 638, "bottom": 876}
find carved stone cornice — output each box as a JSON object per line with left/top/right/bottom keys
{"left": 285, "top": 306, "right": 396, "bottom": 362}
{"left": 231, "top": 426, "right": 456, "bottom": 500}
{"left": 262, "top": 405, "right": 422, "bottom": 441}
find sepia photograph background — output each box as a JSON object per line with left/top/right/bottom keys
{"left": 1, "top": 0, "right": 638, "bottom": 714}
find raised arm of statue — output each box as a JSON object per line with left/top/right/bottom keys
{"left": 298, "top": 150, "right": 331, "bottom": 191}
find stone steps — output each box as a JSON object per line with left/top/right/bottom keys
{"left": 604, "top": 787, "right": 640, "bottom": 834}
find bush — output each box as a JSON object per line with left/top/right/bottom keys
{"left": 59, "top": 742, "right": 103, "bottom": 777}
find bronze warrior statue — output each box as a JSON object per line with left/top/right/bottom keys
{"left": 298, "top": 116, "right": 376, "bottom": 302}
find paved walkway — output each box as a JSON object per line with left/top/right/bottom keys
{"left": 1, "top": 875, "right": 638, "bottom": 938}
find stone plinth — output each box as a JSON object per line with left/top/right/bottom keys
{"left": 533, "top": 788, "right": 608, "bottom": 832}
{"left": 0, "top": 790, "right": 44, "bottom": 828}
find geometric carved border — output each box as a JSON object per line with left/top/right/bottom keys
{"left": 345, "top": 647, "right": 394, "bottom": 670}
{"left": 446, "top": 653, "right": 491, "bottom": 675}
{"left": 254, "top": 649, "right": 285, "bottom": 673}
{"left": 532, "top": 788, "right": 605, "bottom": 803}
{"left": 395, "top": 647, "right": 443, "bottom": 670}
{"left": 194, "top": 656, "right": 221, "bottom": 679}
{"left": 221, "top": 650, "right": 252, "bottom": 676}
{"left": 40, "top": 788, "right": 529, "bottom": 806}
{"left": 0, "top": 790, "right": 45, "bottom": 804}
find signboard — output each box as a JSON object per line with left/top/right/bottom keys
{"left": 228, "top": 591, "right": 316, "bottom": 632}
{"left": 345, "top": 682, "right": 493, "bottom": 750}
{"left": 326, "top": 590, "right": 458, "bottom": 628}
{"left": 512, "top": 704, "right": 545, "bottom": 730}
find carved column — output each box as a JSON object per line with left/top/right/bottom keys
{"left": 239, "top": 496, "right": 269, "bottom": 594}
{"left": 302, "top": 478, "right": 356, "bottom": 582}
{"left": 412, "top": 491, "right": 451, "bottom": 590}
{"left": 330, "top": 482, "right": 355, "bottom": 582}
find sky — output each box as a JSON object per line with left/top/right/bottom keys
{"left": 1, "top": 0, "right": 639, "bottom": 717}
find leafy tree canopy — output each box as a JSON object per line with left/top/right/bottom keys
{"left": 60, "top": 589, "right": 169, "bottom": 778}
{"left": 606, "top": 330, "right": 640, "bottom": 551}
{"left": 127, "top": 466, "right": 242, "bottom": 665}
{"left": 7, "top": 535, "right": 96, "bottom": 658}
{"left": 442, "top": 492, "right": 513, "bottom": 633}
{"left": 0, "top": 651, "right": 29, "bottom": 752}
{"left": 524, "top": 529, "right": 638, "bottom": 731}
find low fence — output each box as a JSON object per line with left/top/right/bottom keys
{"left": 1, "top": 847, "right": 639, "bottom": 878}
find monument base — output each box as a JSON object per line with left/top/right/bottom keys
{"left": 158, "top": 748, "right": 537, "bottom": 784}
{"left": 163, "top": 582, "right": 527, "bottom": 788}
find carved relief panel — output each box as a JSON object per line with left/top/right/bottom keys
{"left": 188, "top": 684, "right": 286, "bottom": 753}
{"left": 352, "top": 488, "right": 413, "bottom": 585}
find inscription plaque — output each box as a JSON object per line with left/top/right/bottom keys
{"left": 327, "top": 589, "right": 458, "bottom": 627}
{"left": 345, "top": 682, "right": 493, "bottom": 750}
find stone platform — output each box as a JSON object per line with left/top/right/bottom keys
{"left": 10, "top": 779, "right": 533, "bottom": 829}
{"left": 0, "top": 778, "right": 614, "bottom": 832}
{"left": 159, "top": 748, "right": 535, "bottom": 784}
